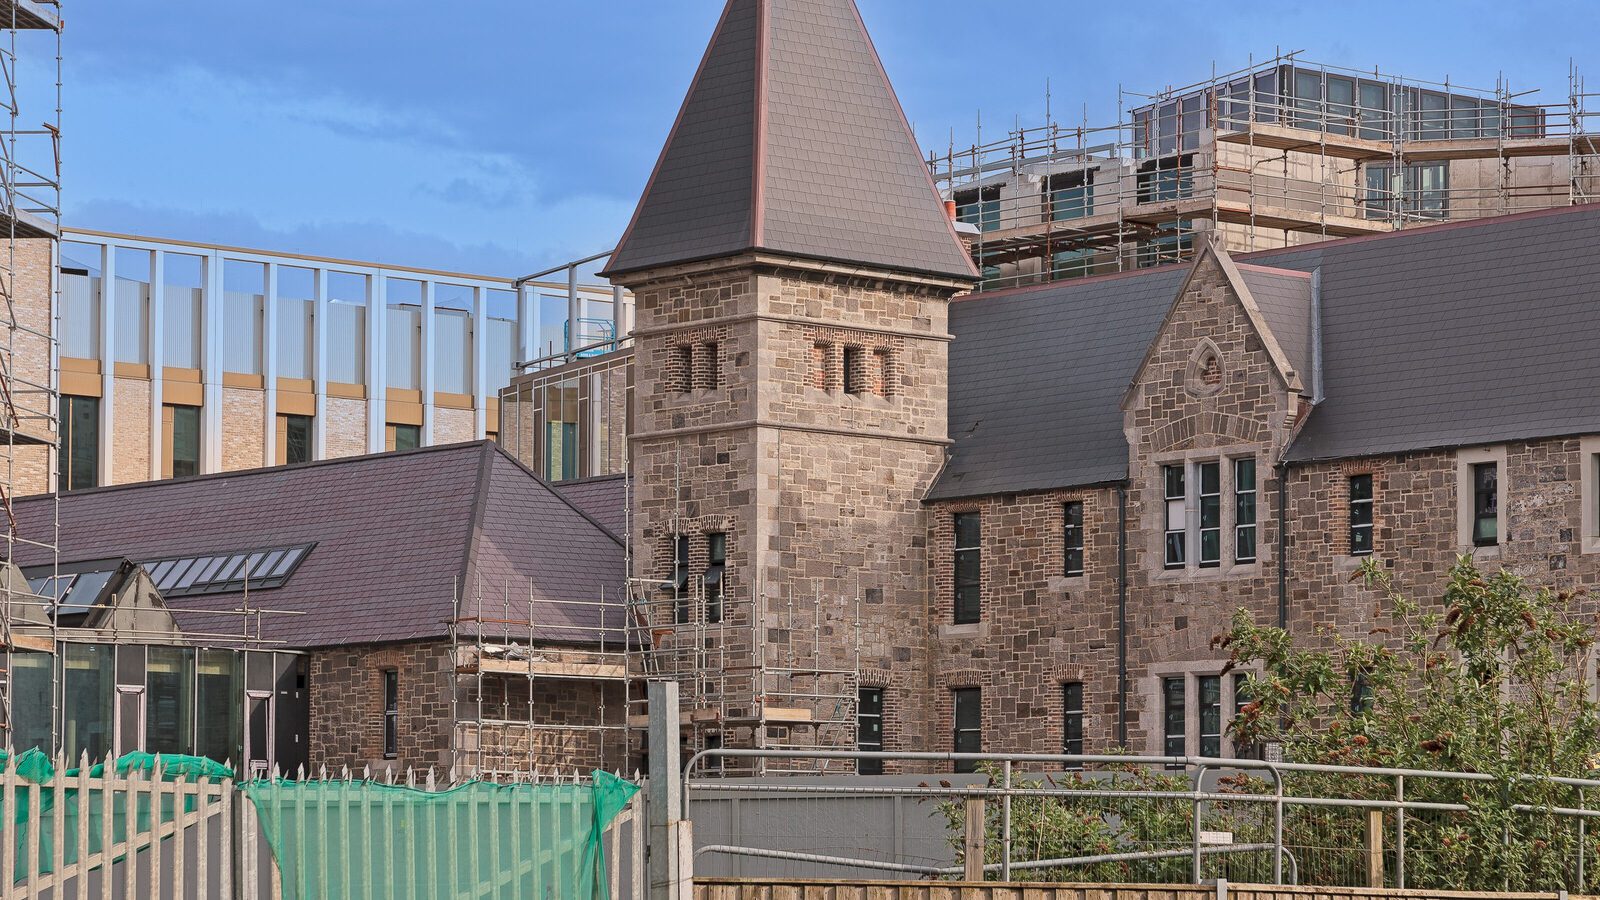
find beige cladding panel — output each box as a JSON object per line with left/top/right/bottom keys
{"left": 323, "top": 397, "right": 369, "bottom": 459}
{"left": 220, "top": 387, "right": 266, "bottom": 472}
{"left": 111, "top": 377, "right": 153, "bottom": 484}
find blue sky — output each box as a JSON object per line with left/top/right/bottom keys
{"left": 57, "top": 1, "right": 1600, "bottom": 278}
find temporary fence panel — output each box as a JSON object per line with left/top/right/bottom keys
{"left": 242, "top": 769, "right": 640, "bottom": 900}
{"left": 2, "top": 749, "right": 236, "bottom": 899}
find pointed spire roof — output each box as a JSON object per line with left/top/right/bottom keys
{"left": 600, "top": 0, "right": 977, "bottom": 282}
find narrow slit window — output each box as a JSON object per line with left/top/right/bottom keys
{"left": 1164, "top": 465, "right": 1186, "bottom": 569}
{"left": 1062, "top": 681, "right": 1084, "bottom": 761}
{"left": 1473, "top": 462, "right": 1498, "bottom": 546}
{"left": 1063, "top": 501, "right": 1085, "bottom": 576}
{"left": 952, "top": 687, "right": 981, "bottom": 772}
{"left": 842, "top": 346, "right": 864, "bottom": 395}
{"left": 1349, "top": 473, "right": 1374, "bottom": 555}
{"left": 704, "top": 531, "right": 726, "bottom": 624}
{"left": 1162, "top": 676, "right": 1186, "bottom": 762}
{"left": 1198, "top": 462, "right": 1221, "bottom": 567}
{"left": 703, "top": 342, "right": 721, "bottom": 390}
{"left": 858, "top": 687, "right": 884, "bottom": 775}
{"left": 382, "top": 669, "right": 399, "bottom": 759}
{"left": 673, "top": 535, "right": 690, "bottom": 624}
{"left": 952, "top": 512, "right": 981, "bottom": 624}
{"left": 674, "top": 345, "right": 694, "bottom": 394}
{"left": 1234, "top": 458, "right": 1257, "bottom": 563}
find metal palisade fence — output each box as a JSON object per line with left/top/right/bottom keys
{"left": 2, "top": 750, "right": 644, "bottom": 899}
{"left": 681, "top": 749, "right": 1600, "bottom": 892}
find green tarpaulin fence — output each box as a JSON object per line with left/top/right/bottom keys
{"left": 242, "top": 770, "right": 640, "bottom": 900}
{"left": 3, "top": 750, "right": 234, "bottom": 883}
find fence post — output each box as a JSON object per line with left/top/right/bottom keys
{"left": 1000, "top": 760, "right": 1012, "bottom": 881}
{"left": 647, "top": 681, "right": 690, "bottom": 900}
{"left": 1366, "top": 807, "right": 1385, "bottom": 888}
{"left": 963, "top": 797, "right": 986, "bottom": 881}
{"left": 1395, "top": 774, "right": 1406, "bottom": 889}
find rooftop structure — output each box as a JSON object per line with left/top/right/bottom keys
{"left": 933, "top": 53, "right": 1600, "bottom": 290}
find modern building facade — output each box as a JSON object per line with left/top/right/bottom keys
{"left": 14, "top": 230, "right": 636, "bottom": 496}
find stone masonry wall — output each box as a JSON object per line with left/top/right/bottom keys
{"left": 627, "top": 262, "right": 961, "bottom": 766}
{"left": 309, "top": 641, "right": 453, "bottom": 773}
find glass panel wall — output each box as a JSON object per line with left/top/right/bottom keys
{"left": 385, "top": 278, "right": 422, "bottom": 391}
{"left": 277, "top": 266, "right": 316, "bottom": 380}
{"left": 223, "top": 260, "right": 266, "bottom": 375}
{"left": 9, "top": 650, "right": 53, "bottom": 752}
{"left": 114, "top": 248, "right": 152, "bottom": 365}
{"left": 434, "top": 283, "right": 474, "bottom": 395}
{"left": 62, "top": 642, "right": 114, "bottom": 761}
{"left": 196, "top": 649, "right": 241, "bottom": 764}
{"left": 326, "top": 272, "right": 367, "bottom": 385}
{"left": 145, "top": 646, "right": 195, "bottom": 756}
{"left": 164, "top": 253, "right": 204, "bottom": 369}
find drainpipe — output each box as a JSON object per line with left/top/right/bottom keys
{"left": 1276, "top": 464, "right": 1289, "bottom": 631}
{"left": 1117, "top": 482, "right": 1129, "bottom": 748}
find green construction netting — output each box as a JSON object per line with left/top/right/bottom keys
{"left": 242, "top": 770, "right": 640, "bottom": 900}
{"left": 4, "top": 751, "right": 235, "bottom": 883}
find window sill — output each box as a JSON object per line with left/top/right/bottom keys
{"left": 938, "top": 622, "right": 986, "bottom": 640}
{"left": 1583, "top": 535, "right": 1600, "bottom": 557}
{"left": 1461, "top": 543, "right": 1501, "bottom": 560}
{"left": 1151, "top": 561, "right": 1261, "bottom": 582}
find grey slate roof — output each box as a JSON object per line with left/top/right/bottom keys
{"left": 1237, "top": 265, "right": 1314, "bottom": 389}
{"left": 600, "top": 0, "right": 976, "bottom": 282}
{"left": 1249, "top": 205, "right": 1600, "bottom": 462}
{"left": 931, "top": 268, "right": 1187, "bottom": 500}
{"left": 553, "top": 475, "right": 629, "bottom": 540}
{"left": 934, "top": 204, "right": 1600, "bottom": 499}
{"left": 10, "top": 442, "right": 626, "bottom": 648}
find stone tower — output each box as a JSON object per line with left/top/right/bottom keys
{"left": 599, "top": 0, "right": 976, "bottom": 765}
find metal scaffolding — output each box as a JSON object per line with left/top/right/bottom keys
{"left": 448, "top": 575, "right": 634, "bottom": 779}
{"left": 627, "top": 573, "right": 862, "bottom": 777}
{"left": 934, "top": 53, "right": 1600, "bottom": 291}
{"left": 0, "top": 0, "right": 59, "bottom": 753}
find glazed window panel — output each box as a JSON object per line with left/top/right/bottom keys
{"left": 858, "top": 687, "right": 884, "bottom": 775}
{"left": 1197, "top": 461, "right": 1221, "bottom": 568}
{"left": 1198, "top": 675, "right": 1222, "bottom": 758}
{"left": 952, "top": 512, "right": 981, "bottom": 624}
{"left": 1062, "top": 501, "right": 1085, "bottom": 576}
{"left": 1349, "top": 473, "right": 1374, "bottom": 555}
{"left": 1062, "top": 681, "right": 1084, "bottom": 760}
{"left": 1234, "top": 458, "right": 1257, "bottom": 564}
{"left": 952, "top": 687, "right": 981, "bottom": 772}
{"left": 1473, "top": 462, "right": 1498, "bottom": 546}
{"left": 1162, "top": 676, "right": 1185, "bottom": 761}
{"left": 1163, "top": 465, "right": 1186, "bottom": 569}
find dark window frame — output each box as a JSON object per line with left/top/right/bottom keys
{"left": 59, "top": 394, "right": 100, "bottom": 492}
{"left": 1197, "top": 462, "right": 1221, "bottom": 567}
{"left": 1472, "top": 462, "right": 1498, "bottom": 547}
{"left": 705, "top": 531, "right": 726, "bottom": 624}
{"left": 1234, "top": 458, "right": 1257, "bottom": 564}
{"left": 1198, "top": 674, "right": 1222, "bottom": 758}
{"left": 1162, "top": 676, "right": 1185, "bottom": 763}
{"left": 169, "top": 404, "right": 201, "bottom": 479}
{"left": 1062, "top": 501, "right": 1085, "bottom": 576}
{"left": 1062, "top": 681, "right": 1084, "bottom": 761}
{"left": 1163, "top": 465, "right": 1186, "bottom": 569}
{"left": 673, "top": 535, "right": 691, "bottom": 623}
{"left": 282, "top": 413, "right": 313, "bottom": 465}
{"left": 952, "top": 512, "right": 981, "bottom": 624}
{"left": 857, "top": 687, "right": 884, "bottom": 775}
{"left": 952, "top": 687, "right": 981, "bottom": 773}
{"left": 1349, "top": 473, "right": 1374, "bottom": 555}
{"left": 382, "top": 669, "right": 399, "bottom": 759}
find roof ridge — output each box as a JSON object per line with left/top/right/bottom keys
{"left": 484, "top": 442, "right": 627, "bottom": 547}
